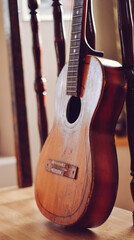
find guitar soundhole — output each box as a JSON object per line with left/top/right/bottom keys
{"left": 66, "top": 96, "right": 81, "bottom": 124}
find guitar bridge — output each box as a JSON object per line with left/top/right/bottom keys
{"left": 46, "top": 159, "right": 78, "bottom": 179}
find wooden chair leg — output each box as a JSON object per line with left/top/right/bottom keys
{"left": 52, "top": 0, "right": 66, "bottom": 75}
{"left": 86, "top": 0, "right": 95, "bottom": 49}
{"left": 3, "top": 0, "right": 32, "bottom": 187}
{"left": 117, "top": 0, "right": 134, "bottom": 224}
{"left": 28, "top": 0, "right": 48, "bottom": 148}
{"left": 85, "top": 0, "right": 103, "bottom": 57}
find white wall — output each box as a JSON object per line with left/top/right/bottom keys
{"left": 93, "top": 0, "right": 118, "bottom": 60}
{"left": 116, "top": 147, "right": 133, "bottom": 211}
{"left": 0, "top": 0, "right": 14, "bottom": 156}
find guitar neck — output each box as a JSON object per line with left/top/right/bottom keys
{"left": 66, "top": 0, "right": 103, "bottom": 97}
{"left": 66, "top": 0, "right": 87, "bottom": 97}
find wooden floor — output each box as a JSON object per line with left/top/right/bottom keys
{"left": 0, "top": 186, "right": 133, "bottom": 240}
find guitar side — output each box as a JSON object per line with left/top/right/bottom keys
{"left": 35, "top": 56, "right": 126, "bottom": 227}
{"left": 77, "top": 56, "right": 127, "bottom": 227}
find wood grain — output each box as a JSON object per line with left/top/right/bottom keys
{"left": 35, "top": 56, "right": 126, "bottom": 227}
{"left": 0, "top": 186, "right": 133, "bottom": 240}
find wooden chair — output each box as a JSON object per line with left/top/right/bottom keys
{"left": 3, "top": 0, "right": 134, "bottom": 222}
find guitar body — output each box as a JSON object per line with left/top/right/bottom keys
{"left": 35, "top": 55, "right": 126, "bottom": 228}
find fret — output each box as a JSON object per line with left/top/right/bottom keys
{"left": 72, "top": 22, "right": 82, "bottom": 26}
{"left": 73, "top": 14, "right": 82, "bottom": 18}
{"left": 71, "top": 39, "right": 80, "bottom": 42}
{"left": 69, "top": 57, "right": 79, "bottom": 61}
{"left": 70, "top": 47, "right": 80, "bottom": 54}
{"left": 68, "top": 67, "right": 78, "bottom": 72}
{"left": 71, "top": 39, "right": 81, "bottom": 45}
{"left": 66, "top": 91, "right": 77, "bottom": 95}
{"left": 68, "top": 65, "right": 78, "bottom": 68}
{"left": 72, "top": 24, "right": 82, "bottom": 32}
{"left": 74, "top": 0, "right": 83, "bottom": 7}
{"left": 67, "top": 73, "right": 78, "bottom": 77}
{"left": 71, "top": 32, "right": 81, "bottom": 40}
{"left": 69, "top": 53, "right": 79, "bottom": 56}
{"left": 67, "top": 81, "right": 77, "bottom": 84}
{"left": 68, "top": 69, "right": 78, "bottom": 73}
{"left": 67, "top": 76, "right": 78, "bottom": 79}
{"left": 69, "top": 57, "right": 79, "bottom": 62}
{"left": 73, "top": 7, "right": 83, "bottom": 16}
{"left": 67, "top": 87, "right": 77, "bottom": 91}
{"left": 73, "top": 6, "right": 83, "bottom": 10}
{"left": 67, "top": 88, "right": 77, "bottom": 92}
{"left": 70, "top": 46, "right": 81, "bottom": 54}
{"left": 67, "top": 89, "right": 77, "bottom": 92}
{"left": 71, "top": 50, "right": 79, "bottom": 55}
{"left": 67, "top": 83, "right": 77, "bottom": 86}
{"left": 72, "top": 16, "right": 82, "bottom": 25}
{"left": 67, "top": 86, "right": 77, "bottom": 91}
{"left": 67, "top": 82, "right": 77, "bottom": 86}
{"left": 68, "top": 60, "right": 79, "bottom": 64}
{"left": 67, "top": 78, "right": 77, "bottom": 81}
{"left": 68, "top": 63, "right": 78, "bottom": 67}
{"left": 68, "top": 63, "right": 78, "bottom": 66}
{"left": 67, "top": 82, "right": 77, "bottom": 85}
{"left": 70, "top": 45, "right": 80, "bottom": 48}
{"left": 70, "top": 41, "right": 80, "bottom": 47}
{"left": 69, "top": 55, "right": 79, "bottom": 62}
{"left": 70, "top": 49, "right": 79, "bottom": 55}
{"left": 67, "top": 80, "right": 77, "bottom": 83}
{"left": 68, "top": 74, "right": 78, "bottom": 77}
{"left": 68, "top": 68, "right": 78, "bottom": 73}
{"left": 70, "top": 38, "right": 81, "bottom": 44}
{"left": 68, "top": 70, "right": 77, "bottom": 73}
{"left": 72, "top": 30, "right": 81, "bottom": 34}
{"left": 67, "top": 86, "right": 77, "bottom": 90}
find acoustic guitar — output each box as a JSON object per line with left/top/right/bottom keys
{"left": 35, "top": 0, "right": 126, "bottom": 228}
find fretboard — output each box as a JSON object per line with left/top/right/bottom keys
{"left": 66, "top": 0, "right": 84, "bottom": 96}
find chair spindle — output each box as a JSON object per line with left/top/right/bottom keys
{"left": 117, "top": 0, "right": 134, "bottom": 224}
{"left": 28, "top": 0, "right": 48, "bottom": 148}
{"left": 3, "top": 0, "right": 32, "bottom": 187}
{"left": 86, "top": 0, "right": 95, "bottom": 49}
{"left": 52, "top": 0, "right": 66, "bottom": 75}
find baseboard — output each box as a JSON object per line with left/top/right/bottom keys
{"left": 0, "top": 156, "right": 17, "bottom": 187}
